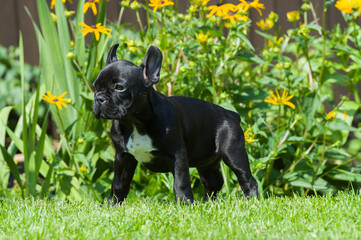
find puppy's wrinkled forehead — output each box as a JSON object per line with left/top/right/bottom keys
{"left": 92, "top": 60, "right": 142, "bottom": 90}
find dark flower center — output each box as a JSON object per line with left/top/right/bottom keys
{"left": 160, "top": 0, "right": 165, "bottom": 4}
{"left": 91, "top": 25, "right": 97, "bottom": 29}
{"left": 228, "top": 11, "right": 236, "bottom": 16}
{"left": 53, "top": 98, "right": 59, "bottom": 102}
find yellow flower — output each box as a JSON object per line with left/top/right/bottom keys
{"left": 208, "top": 3, "right": 237, "bottom": 17}
{"left": 83, "top": 0, "right": 100, "bottom": 15}
{"left": 256, "top": 18, "right": 274, "bottom": 31}
{"left": 193, "top": 0, "right": 210, "bottom": 6}
{"left": 237, "top": 0, "right": 265, "bottom": 16}
{"left": 79, "top": 165, "right": 87, "bottom": 174}
{"left": 42, "top": 91, "right": 71, "bottom": 110}
{"left": 195, "top": 31, "right": 209, "bottom": 45}
{"left": 244, "top": 129, "right": 256, "bottom": 143}
{"left": 268, "top": 36, "right": 284, "bottom": 47}
{"left": 264, "top": 89, "right": 296, "bottom": 109}
{"left": 326, "top": 110, "right": 337, "bottom": 121}
{"left": 335, "top": 0, "right": 361, "bottom": 13}
{"left": 287, "top": 10, "right": 300, "bottom": 22}
{"left": 149, "top": 0, "right": 174, "bottom": 13}
{"left": 222, "top": 10, "right": 247, "bottom": 24}
{"left": 50, "top": 0, "right": 72, "bottom": 9}
{"left": 78, "top": 22, "right": 112, "bottom": 41}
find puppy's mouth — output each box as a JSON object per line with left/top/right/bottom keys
{"left": 93, "top": 104, "right": 123, "bottom": 120}
{"left": 94, "top": 109, "right": 123, "bottom": 120}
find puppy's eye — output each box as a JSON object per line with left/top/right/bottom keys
{"left": 114, "top": 83, "right": 125, "bottom": 92}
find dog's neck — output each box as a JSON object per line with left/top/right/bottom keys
{"left": 119, "top": 87, "right": 157, "bottom": 131}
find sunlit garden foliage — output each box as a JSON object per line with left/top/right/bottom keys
{"left": 0, "top": 0, "right": 361, "bottom": 201}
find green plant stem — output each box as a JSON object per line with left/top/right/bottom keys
{"left": 305, "top": 125, "right": 328, "bottom": 196}
{"left": 136, "top": 10, "right": 144, "bottom": 33}
{"left": 117, "top": 6, "right": 125, "bottom": 28}
{"left": 317, "top": 0, "right": 327, "bottom": 84}
{"left": 73, "top": 59, "right": 93, "bottom": 95}
{"left": 276, "top": 105, "right": 281, "bottom": 145}
{"left": 145, "top": 0, "right": 152, "bottom": 42}
{"left": 204, "top": 45, "right": 216, "bottom": 104}
{"left": 264, "top": 105, "right": 281, "bottom": 187}
{"left": 56, "top": 108, "right": 80, "bottom": 174}
{"left": 353, "top": 87, "right": 361, "bottom": 106}
{"left": 68, "top": 18, "right": 76, "bottom": 41}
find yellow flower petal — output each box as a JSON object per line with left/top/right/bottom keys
{"left": 284, "top": 101, "right": 296, "bottom": 109}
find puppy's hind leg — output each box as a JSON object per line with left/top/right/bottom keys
{"left": 219, "top": 128, "right": 258, "bottom": 198}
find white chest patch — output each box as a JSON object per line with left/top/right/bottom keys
{"left": 126, "top": 126, "right": 156, "bottom": 163}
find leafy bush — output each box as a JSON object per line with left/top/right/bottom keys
{"left": 0, "top": 0, "right": 360, "bottom": 201}
{"left": 0, "top": 45, "right": 39, "bottom": 114}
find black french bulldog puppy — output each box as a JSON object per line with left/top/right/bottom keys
{"left": 92, "top": 44, "right": 258, "bottom": 205}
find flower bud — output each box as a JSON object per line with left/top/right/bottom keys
{"left": 179, "top": 66, "right": 186, "bottom": 73}
{"left": 66, "top": 52, "right": 74, "bottom": 60}
{"left": 121, "top": 0, "right": 130, "bottom": 7}
{"left": 189, "top": 5, "right": 197, "bottom": 13}
{"left": 283, "top": 62, "right": 291, "bottom": 69}
{"left": 301, "top": 3, "right": 311, "bottom": 12}
{"left": 119, "top": 34, "right": 127, "bottom": 42}
{"left": 185, "top": 14, "right": 192, "bottom": 21}
{"left": 276, "top": 62, "right": 283, "bottom": 70}
{"left": 272, "top": 47, "right": 279, "bottom": 53}
{"left": 177, "top": 13, "right": 185, "bottom": 20}
{"left": 268, "top": 11, "right": 278, "bottom": 22}
{"left": 64, "top": 10, "right": 75, "bottom": 18}
{"left": 130, "top": 0, "right": 140, "bottom": 10}
{"left": 51, "top": 12, "right": 57, "bottom": 23}
{"left": 188, "top": 61, "right": 196, "bottom": 68}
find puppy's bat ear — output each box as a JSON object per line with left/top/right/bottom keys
{"left": 106, "top": 43, "right": 119, "bottom": 65}
{"left": 140, "top": 45, "right": 162, "bottom": 87}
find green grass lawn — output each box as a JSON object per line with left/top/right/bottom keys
{"left": 0, "top": 192, "right": 360, "bottom": 239}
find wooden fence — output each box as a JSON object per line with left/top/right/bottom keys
{"left": 0, "top": 0, "right": 355, "bottom": 65}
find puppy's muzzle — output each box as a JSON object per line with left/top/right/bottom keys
{"left": 95, "top": 95, "right": 106, "bottom": 105}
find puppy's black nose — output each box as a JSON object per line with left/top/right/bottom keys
{"left": 96, "top": 95, "right": 106, "bottom": 104}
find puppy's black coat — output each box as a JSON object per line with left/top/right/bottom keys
{"left": 93, "top": 44, "right": 258, "bottom": 205}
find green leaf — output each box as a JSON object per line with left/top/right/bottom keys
{"left": 327, "top": 169, "right": 361, "bottom": 182}
{"left": 236, "top": 33, "right": 255, "bottom": 51}
{"left": 6, "top": 126, "right": 24, "bottom": 153}
{"left": 219, "top": 102, "right": 238, "bottom": 113}
{"left": 255, "top": 30, "right": 275, "bottom": 43}
{"left": 0, "top": 106, "right": 13, "bottom": 146}
{"left": 328, "top": 119, "right": 359, "bottom": 132}
{"left": 0, "top": 145, "right": 24, "bottom": 195}
{"left": 74, "top": 0, "right": 86, "bottom": 67}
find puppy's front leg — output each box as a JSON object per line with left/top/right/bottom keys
{"left": 108, "top": 152, "right": 138, "bottom": 206}
{"left": 172, "top": 148, "right": 194, "bottom": 205}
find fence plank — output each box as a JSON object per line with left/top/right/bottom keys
{"left": 0, "top": 1, "right": 19, "bottom": 48}
{"left": 0, "top": 0, "right": 359, "bottom": 65}
{"left": 17, "top": 0, "right": 39, "bottom": 65}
